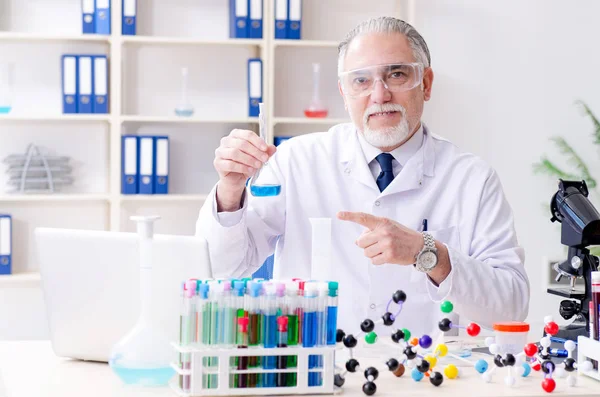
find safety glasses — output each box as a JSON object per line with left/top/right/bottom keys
{"left": 339, "top": 62, "right": 424, "bottom": 98}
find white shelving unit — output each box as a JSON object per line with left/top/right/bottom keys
{"left": 0, "top": 0, "right": 406, "bottom": 287}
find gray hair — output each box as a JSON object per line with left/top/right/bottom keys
{"left": 337, "top": 17, "right": 431, "bottom": 74}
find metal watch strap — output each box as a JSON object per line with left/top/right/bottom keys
{"left": 422, "top": 232, "right": 435, "bottom": 249}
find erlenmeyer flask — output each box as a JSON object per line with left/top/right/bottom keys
{"left": 109, "top": 215, "right": 176, "bottom": 386}
{"left": 304, "top": 63, "right": 328, "bottom": 118}
{"left": 249, "top": 103, "right": 281, "bottom": 197}
{"left": 175, "top": 67, "right": 194, "bottom": 117}
{"left": 0, "top": 62, "right": 14, "bottom": 114}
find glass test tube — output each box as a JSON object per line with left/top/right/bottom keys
{"left": 276, "top": 316, "right": 289, "bottom": 387}
{"left": 247, "top": 282, "right": 263, "bottom": 387}
{"left": 237, "top": 317, "right": 250, "bottom": 388}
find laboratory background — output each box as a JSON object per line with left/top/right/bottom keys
{"left": 0, "top": 0, "right": 599, "bottom": 348}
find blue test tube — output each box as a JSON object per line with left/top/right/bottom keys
{"left": 326, "top": 282, "right": 339, "bottom": 345}
{"left": 262, "top": 283, "right": 278, "bottom": 387}
{"left": 303, "top": 283, "right": 318, "bottom": 387}
{"left": 314, "top": 282, "right": 328, "bottom": 387}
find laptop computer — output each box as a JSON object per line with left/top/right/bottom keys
{"left": 35, "top": 227, "right": 212, "bottom": 362}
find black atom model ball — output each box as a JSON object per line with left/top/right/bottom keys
{"left": 564, "top": 358, "right": 576, "bottom": 372}
{"left": 343, "top": 334, "right": 358, "bottom": 348}
{"left": 502, "top": 353, "right": 516, "bottom": 367}
{"left": 438, "top": 318, "right": 452, "bottom": 332}
{"left": 362, "top": 381, "right": 377, "bottom": 396}
{"left": 336, "top": 329, "right": 345, "bottom": 343}
{"left": 382, "top": 312, "right": 395, "bottom": 326}
{"left": 391, "top": 329, "right": 405, "bottom": 343}
{"left": 346, "top": 358, "right": 360, "bottom": 373}
{"left": 364, "top": 367, "right": 379, "bottom": 381}
{"left": 393, "top": 290, "right": 407, "bottom": 303}
{"left": 334, "top": 374, "right": 345, "bottom": 387}
{"left": 361, "top": 319, "right": 375, "bottom": 333}
{"left": 417, "top": 360, "right": 430, "bottom": 373}
{"left": 493, "top": 355, "right": 505, "bottom": 368}
{"left": 403, "top": 346, "right": 417, "bottom": 360}
{"left": 386, "top": 358, "right": 399, "bottom": 372}
{"left": 430, "top": 371, "right": 444, "bottom": 387}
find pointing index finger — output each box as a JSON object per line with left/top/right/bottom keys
{"left": 337, "top": 211, "right": 381, "bottom": 230}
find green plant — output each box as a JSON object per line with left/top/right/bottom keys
{"left": 533, "top": 100, "right": 600, "bottom": 256}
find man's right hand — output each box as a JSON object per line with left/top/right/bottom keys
{"left": 214, "top": 129, "right": 277, "bottom": 212}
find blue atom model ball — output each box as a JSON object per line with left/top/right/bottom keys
{"left": 411, "top": 367, "right": 424, "bottom": 382}
{"left": 474, "top": 359, "right": 488, "bottom": 374}
{"left": 521, "top": 362, "right": 531, "bottom": 377}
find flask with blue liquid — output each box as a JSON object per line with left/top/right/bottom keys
{"left": 249, "top": 103, "right": 281, "bottom": 197}
{"left": 109, "top": 216, "right": 176, "bottom": 387}
{"left": 0, "top": 62, "right": 14, "bottom": 114}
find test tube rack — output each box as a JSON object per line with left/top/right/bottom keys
{"left": 578, "top": 336, "right": 600, "bottom": 381}
{"left": 169, "top": 344, "right": 336, "bottom": 396}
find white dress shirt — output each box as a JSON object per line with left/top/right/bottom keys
{"left": 359, "top": 124, "right": 424, "bottom": 180}
{"left": 196, "top": 122, "right": 530, "bottom": 337}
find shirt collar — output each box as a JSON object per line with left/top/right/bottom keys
{"left": 356, "top": 123, "right": 425, "bottom": 167}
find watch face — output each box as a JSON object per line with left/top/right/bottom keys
{"left": 420, "top": 251, "right": 438, "bottom": 270}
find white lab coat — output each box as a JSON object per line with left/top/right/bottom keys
{"left": 196, "top": 123, "right": 530, "bottom": 338}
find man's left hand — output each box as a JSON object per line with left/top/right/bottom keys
{"left": 337, "top": 211, "right": 451, "bottom": 284}
{"left": 337, "top": 211, "right": 423, "bottom": 265}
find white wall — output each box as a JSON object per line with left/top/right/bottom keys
{"left": 412, "top": 0, "right": 600, "bottom": 324}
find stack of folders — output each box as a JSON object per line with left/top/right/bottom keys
{"left": 0, "top": 214, "right": 11, "bottom": 275}
{"left": 61, "top": 54, "right": 109, "bottom": 114}
{"left": 81, "top": 0, "right": 137, "bottom": 35}
{"left": 274, "top": 0, "right": 302, "bottom": 39}
{"left": 121, "top": 135, "right": 170, "bottom": 195}
{"left": 81, "top": 0, "right": 112, "bottom": 35}
{"left": 230, "top": 0, "right": 264, "bottom": 39}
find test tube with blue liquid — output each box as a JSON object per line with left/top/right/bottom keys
{"left": 326, "top": 282, "right": 338, "bottom": 345}
{"left": 262, "top": 283, "right": 278, "bottom": 387}
{"left": 249, "top": 103, "right": 281, "bottom": 197}
{"left": 314, "top": 282, "right": 328, "bottom": 387}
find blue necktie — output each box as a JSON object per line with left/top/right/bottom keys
{"left": 375, "top": 153, "right": 395, "bottom": 192}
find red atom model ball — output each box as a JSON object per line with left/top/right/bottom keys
{"left": 541, "top": 378, "right": 556, "bottom": 393}
{"left": 466, "top": 323, "right": 481, "bottom": 337}
{"left": 544, "top": 321, "right": 559, "bottom": 336}
{"left": 524, "top": 343, "right": 538, "bottom": 357}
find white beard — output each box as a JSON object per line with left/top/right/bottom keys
{"left": 361, "top": 103, "right": 410, "bottom": 149}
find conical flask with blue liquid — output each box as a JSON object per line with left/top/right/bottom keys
{"left": 249, "top": 103, "right": 282, "bottom": 197}
{"left": 109, "top": 215, "right": 176, "bottom": 386}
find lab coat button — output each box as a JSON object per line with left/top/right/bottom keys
{"left": 375, "top": 201, "right": 381, "bottom": 206}
{"left": 370, "top": 303, "right": 376, "bottom": 309}
{"left": 345, "top": 168, "right": 351, "bottom": 174}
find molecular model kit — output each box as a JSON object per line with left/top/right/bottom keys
{"left": 334, "top": 291, "right": 597, "bottom": 395}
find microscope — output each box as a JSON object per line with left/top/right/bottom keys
{"left": 547, "top": 179, "right": 600, "bottom": 340}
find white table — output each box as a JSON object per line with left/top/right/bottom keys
{"left": 1, "top": 341, "right": 599, "bottom": 397}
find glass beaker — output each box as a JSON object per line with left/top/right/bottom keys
{"left": 109, "top": 215, "right": 176, "bottom": 386}
{"left": 249, "top": 103, "right": 281, "bottom": 197}
{"left": 304, "top": 63, "right": 328, "bottom": 118}
{"left": 175, "top": 67, "right": 194, "bottom": 117}
{"left": 0, "top": 62, "right": 14, "bottom": 114}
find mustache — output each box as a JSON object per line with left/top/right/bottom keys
{"left": 363, "top": 104, "right": 406, "bottom": 124}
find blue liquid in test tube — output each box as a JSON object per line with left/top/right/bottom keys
{"left": 249, "top": 103, "right": 281, "bottom": 197}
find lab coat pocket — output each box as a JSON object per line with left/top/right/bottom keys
{"left": 428, "top": 225, "right": 461, "bottom": 251}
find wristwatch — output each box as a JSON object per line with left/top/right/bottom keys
{"left": 415, "top": 232, "right": 438, "bottom": 272}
